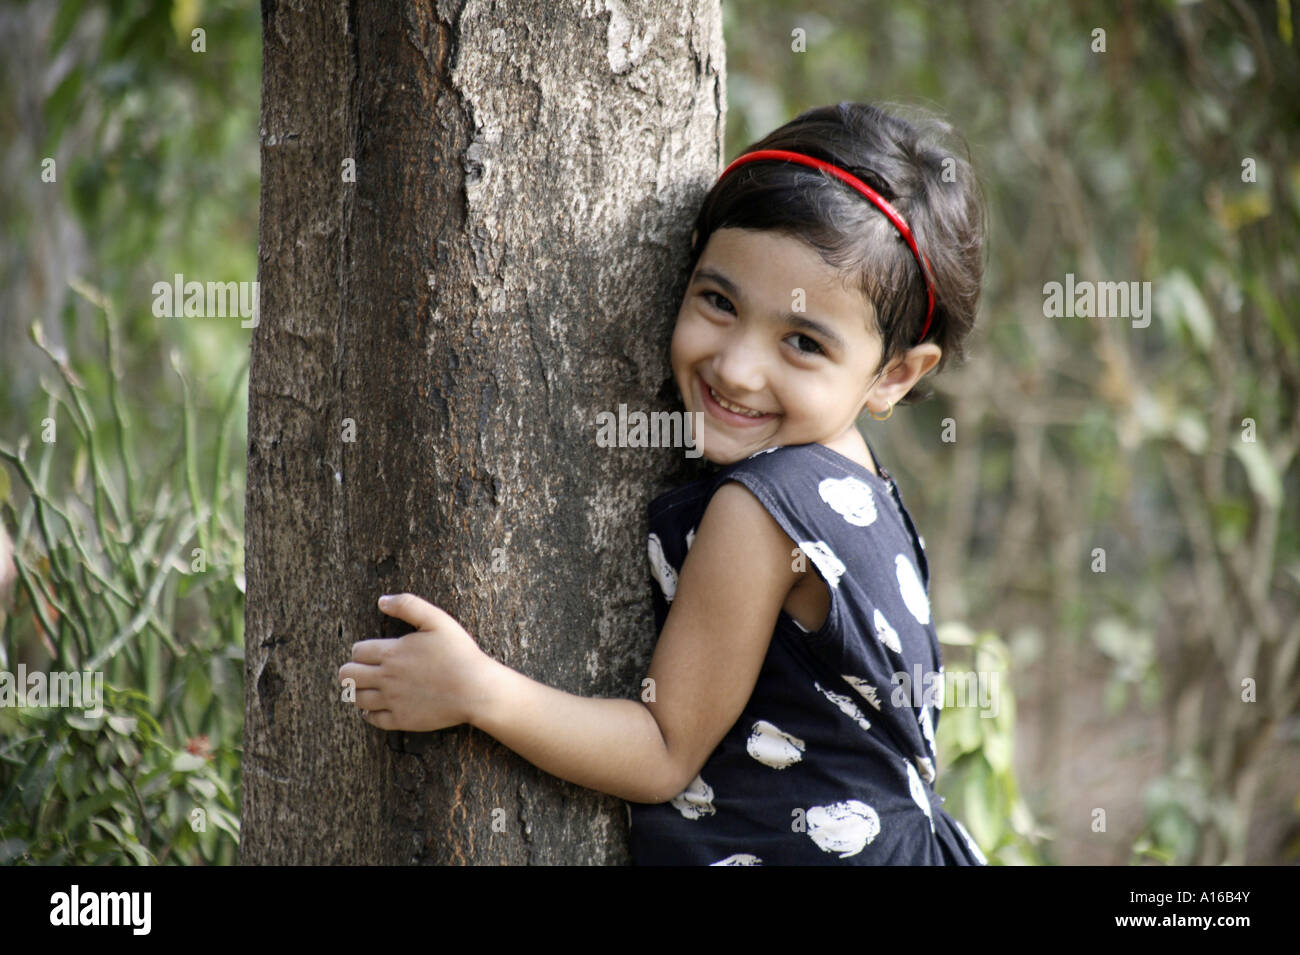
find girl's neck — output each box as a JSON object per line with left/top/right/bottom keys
{"left": 819, "top": 428, "right": 879, "bottom": 477}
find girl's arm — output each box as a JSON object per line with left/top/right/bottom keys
{"left": 344, "top": 481, "right": 801, "bottom": 805}
{"left": 469, "top": 661, "right": 673, "bottom": 804}
{"left": 471, "top": 481, "right": 802, "bottom": 803}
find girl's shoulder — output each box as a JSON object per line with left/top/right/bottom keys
{"left": 714, "top": 442, "right": 928, "bottom": 586}
{"left": 648, "top": 441, "right": 916, "bottom": 565}
{"left": 714, "top": 443, "right": 895, "bottom": 512}
{"left": 722, "top": 442, "right": 885, "bottom": 480}
{"left": 647, "top": 442, "right": 895, "bottom": 530}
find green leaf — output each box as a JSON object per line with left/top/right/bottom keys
{"left": 88, "top": 815, "right": 148, "bottom": 867}
{"left": 936, "top": 621, "right": 976, "bottom": 646}
{"left": 170, "top": 350, "right": 209, "bottom": 558}
{"left": 1155, "top": 270, "right": 1214, "bottom": 352}
{"left": 171, "top": 0, "right": 202, "bottom": 39}
{"left": 982, "top": 727, "right": 1013, "bottom": 773}
{"left": 82, "top": 838, "right": 117, "bottom": 862}
{"left": 1010, "top": 799, "right": 1036, "bottom": 837}
{"left": 106, "top": 714, "right": 138, "bottom": 735}
{"left": 1245, "top": 271, "right": 1299, "bottom": 360}
{"left": 65, "top": 788, "right": 126, "bottom": 832}
{"left": 66, "top": 712, "right": 104, "bottom": 732}
{"left": 948, "top": 701, "right": 982, "bottom": 754}
{"left": 49, "top": 0, "right": 84, "bottom": 56}
{"left": 208, "top": 806, "right": 241, "bottom": 840}
{"left": 113, "top": 737, "right": 138, "bottom": 767}
{"left": 23, "top": 745, "right": 63, "bottom": 812}
{"left": 190, "top": 777, "right": 217, "bottom": 800}
{"left": 992, "top": 684, "right": 1015, "bottom": 734}
{"left": 1171, "top": 411, "right": 1208, "bottom": 454}
{"left": 1, "top": 741, "right": 60, "bottom": 818}
{"left": 171, "top": 751, "right": 207, "bottom": 773}
{"left": 960, "top": 759, "right": 997, "bottom": 849}
{"left": 122, "top": 839, "right": 152, "bottom": 865}
{"left": 1230, "top": 442, "right": 1283, "bottom": 509}
{"left": 44, "top": 65, "right": 84, "bottom": 153}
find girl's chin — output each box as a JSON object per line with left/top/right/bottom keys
{"left": 694, "top": 440, "right": 773, "bottom": 466}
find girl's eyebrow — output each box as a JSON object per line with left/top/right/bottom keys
{"left": 692, "top": 266, "right": 847, "bottom": 351}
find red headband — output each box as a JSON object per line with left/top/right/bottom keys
{"left": 714, "top": 148, "right": 937, "bottom": 344}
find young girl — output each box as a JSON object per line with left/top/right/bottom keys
{"left": 340, "top": 102, "right": 989, "bottom": 865}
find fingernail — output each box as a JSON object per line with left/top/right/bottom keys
{"left": 379, "top": 595, "right": 391, "bottom": 607}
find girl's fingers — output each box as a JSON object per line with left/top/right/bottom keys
{"left": 377, "top": 592, "right": 456, "bottom": 632}
{"left": 349, "top": 637, "right": 398, "bottom": 665}
{"left": 354, "top": 688, "right": 384, "bottom": 708}
{"left": 338, "top": 659, "right": 384, "bottom": 689}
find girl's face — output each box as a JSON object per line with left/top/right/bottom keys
{"left": 671, "top": 227, "right": 926, "bottom": 466}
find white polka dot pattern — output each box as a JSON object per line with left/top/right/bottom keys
{"left": 797, "top": 540, "right": 846, "bottom": 589}
{"left": 746, "top": 720, "right": 807, "bottom": 769}
{"left": 670, "top": 774, "right": 716, "bottom": 820}
{"left": 647, "top": 532, "right": 677, "bottom": 603}
{"left": 896, "top": 553, "right": 931, "bottom": 624}
{"left": 805, "top": 800, "right": 881, "bottom": 858}
{"left": 818, "top": 475, "right": 878, "bottom": 526}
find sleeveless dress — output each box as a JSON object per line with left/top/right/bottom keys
{"left": 627, "top": 440, "right": 989, "bottom": 866}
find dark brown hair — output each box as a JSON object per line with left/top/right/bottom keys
{"left": 687, "top": 102, "right": 987, "bottom": 404}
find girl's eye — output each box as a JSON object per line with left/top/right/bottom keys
{"left": 789, "top": 333, "right": 824, "bottom": 356}
{"left": 699, "top": 291, "right": 823, "bottom": 356}
{"left": 702, "top": 291, "right": 735, "bottom": 314}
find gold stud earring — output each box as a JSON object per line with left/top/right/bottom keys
{"left": 869, "top": 400, "right": 893, "bottom": 421}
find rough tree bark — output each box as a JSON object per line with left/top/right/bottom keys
{"left": 241, "top": 1, "right": 724, "bottom": 863}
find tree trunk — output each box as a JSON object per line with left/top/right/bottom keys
{"left": 241, "top": 1, "right": 724, "bottom": 864}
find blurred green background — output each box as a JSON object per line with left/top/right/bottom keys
{"left": 1, "top": 0, "right": 1296, "bottom": 864}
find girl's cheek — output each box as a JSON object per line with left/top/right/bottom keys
{"left": 668, "top": 315, "right": 692, "bottom": 365}
{"left": 671, "top": 309, "right": 709, "bottom": 354}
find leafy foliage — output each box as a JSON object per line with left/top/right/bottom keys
{"left": 0, "top": 282, "right": 245, "bottom": 865}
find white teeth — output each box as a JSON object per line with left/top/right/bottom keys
{"left": 709, "top": 384, "right": 766, "bottom": 417}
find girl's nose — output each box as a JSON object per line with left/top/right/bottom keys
{"left": 712, "top": 334, "right": 768, "bottom": 396}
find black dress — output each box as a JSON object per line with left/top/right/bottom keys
{"left": 627, "top": 440, "right": 989, "bottom": 865}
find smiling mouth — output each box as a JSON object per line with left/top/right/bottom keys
{"left": 700, "top": 376, "right": 773, "bottom": 418}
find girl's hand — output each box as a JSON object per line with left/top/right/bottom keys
{"left": 339, "top": 593, "right": 492, "bottom": 732}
